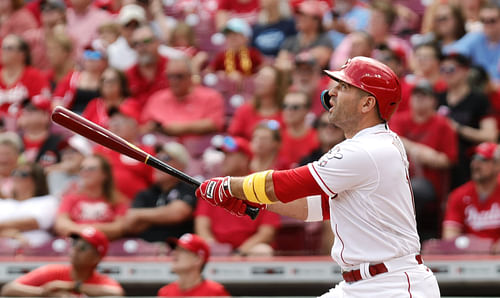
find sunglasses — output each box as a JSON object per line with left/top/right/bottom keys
{"left": 260, "top": 119, "right": 281, "bottom": 131}
{"left": 84, "top": 50, "right": 103, "bottom": 60}
{"left": 480, "top": 17, "right": 499, "bottom": 25}
{"left": 167, "top": 73, "right": 190, "bottom": 80}
{"left": 12, "top": 170, "right": 32, "bottom": 178}
{"left": 132, "top": 37, "right": 154, "bottom": 48}
{"left": 440, "top": 65, "right": 457, "bottom": 74}
{"left": 283, "top": 104, "right": 307, "bottom": 111}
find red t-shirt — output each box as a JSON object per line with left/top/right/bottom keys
{"left": 279, "top": 128, "right": 319, "bottom": 169}
{"left": 195, "top": 199, "right": 280, "bottom": 249}
{"left": 81, "top": 98, "right": 112, "bottom": 128}
{"left": 157, "top": 280, "right": 230, "bottom": 297}
{"left": 58, "top": 193, "right": 128, "bottom": 224}
{"left": 218, "top": 0, "right": 258, "bottom": 13}
{"left": 53, "top": 70, "right": 79, "bottom": 108}
{"left": 0, "top": 66, "right": 50, "bottom": 115}
{"left": 16, "top": 264, "right": 122, "bottom": 292}
{"left": 210, "top": 48, "right": 263, "bottom": 75}
{"left": 228, "top": 103, "right": 283, "bottom": 141}
{"left": 94, "top": 145, "right": 154, "bottom": 201}
{"left": 390, "top": 111, "right": 458, "bottom": 199}
{"left": 126, "top": 56, "right": 169, "bottom": 106}
{"left": 444, "top": 179, "right": 500, "bottom": 241}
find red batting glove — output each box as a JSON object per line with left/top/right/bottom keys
{"left": 222, "top": 197, "right": 247, "bottom": 217}
{"left": 196, "top": 177, "right": 233, "bottom": 207}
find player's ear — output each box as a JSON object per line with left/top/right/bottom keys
{"left": 360, "top": 95, "right": 377, "bottom": 114}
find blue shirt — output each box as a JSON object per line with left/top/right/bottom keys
{"left": 252, "top": 18, "right": 296, "bottom": 57}
{"left": 448, "top": 32, "right": 500, "bottom": 81}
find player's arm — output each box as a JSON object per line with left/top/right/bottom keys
{"left": 442, "top": 223, "right": 463, "bottom": 240}
{"left": 1, "top": 281, "right": 45, "bottom": 296}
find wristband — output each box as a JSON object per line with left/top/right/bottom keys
{"left": 253, "top": 170, "right": 274, "bottom": 204}
{"left": 243, "top": 174, "right": 259, "bottom": 203}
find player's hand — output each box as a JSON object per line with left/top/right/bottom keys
{"left": 196, "top": 177, "right": 233, "bottom": 207}
{"left": 221, "top": 197, "right": 247, "bottom": 217}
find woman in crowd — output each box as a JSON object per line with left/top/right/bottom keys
{"left": 421, "top": 3, "right": 467, "bottom": 52}
{"left": 82, "top": 67, "right": 132, "bottom": 128}
{"left": 228, "top": 65, "right": 287, "bottom": 140}
{"left": 54, "top": 154, "right": 128, "bottom": 240}
{"left": 45, "top": 28, "right": 74, "bottom": 90}
{"left": 249, "top": 120, "right": 288, "bottom": 172}
{"left": 0, "top": 162, "right": 58, "bottom": 247}
{"left": 53, "top": 44, "right": 107, "bottom": 114}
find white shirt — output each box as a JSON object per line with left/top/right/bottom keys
{"left": 0, "top": 195, "right": 58, "bottom": 247}
{"left": 307, "top": 124, "right": 420, "bottom": 268}
{"left": 108, "top": 37, "right": 137, "bottom": 71}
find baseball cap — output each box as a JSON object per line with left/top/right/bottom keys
{"left": 167, "top": 233, "right": 210, "bottom": 263}
{"left": 219, "top": 136, "right": 253, "bottom": 159}
{"left": 41, "top": 0, "right": 66, "bottom": 11}
{"left": 223, "top": 18, "right": 252, "bottom": 38}
{"left": 474, "top": 142, "right": 499, "bottom": 160}
{"left": 70, "top": 227, "right": 109, "bottom": 258}
{"left": 411, "top": 80, "right": 435, "bottom": 97}
{"left": 296, "top": 0, "right": 327, "bottom": 18}
{"left": 159, "top": 142, "right": 191, "bottom": 166}
{"left": 118, "top": 4, "right": 146, "bottom": 26}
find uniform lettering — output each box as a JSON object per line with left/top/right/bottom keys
{"left": 465, "top": 203, "right": 500, "bottom": 230}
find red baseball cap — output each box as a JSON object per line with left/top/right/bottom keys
{"left": 474, "top": 142, "right": 499, "bottom": 160}
{"left": 167, "top": 233, "right": 210, "bottom": 263}
{"left": 221, "top": 136, "right": 253, "bottom": 159}
{"left": 71, "top": 227, "right": 109, "bottom": 258}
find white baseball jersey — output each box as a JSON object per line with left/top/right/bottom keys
{"left": 307, "top": 123, "right": 420, "bottom": 268}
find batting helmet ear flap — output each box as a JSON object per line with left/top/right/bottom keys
{"left": 321, "top": 90, "right": 332, "bottom": 111}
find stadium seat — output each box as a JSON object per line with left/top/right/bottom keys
{"left": 422, "top": 235, "right": 494, "bottom": 254}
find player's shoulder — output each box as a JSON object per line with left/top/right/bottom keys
{"left": 35, "top": 264, "right": 70, "bottom": 275}
{"left": 200, "top": 279, "right": 229, "bottom": 295}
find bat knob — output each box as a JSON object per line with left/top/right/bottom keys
{"left": 245, "top": 205, "right": 260, "bottom": 220}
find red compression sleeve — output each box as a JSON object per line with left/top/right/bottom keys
{"left": 272, "top": 165, "right": 326, "bottom": 203}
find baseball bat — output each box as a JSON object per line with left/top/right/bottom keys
{"left": 51, "top": 106, "right": 260, "bottom": 220}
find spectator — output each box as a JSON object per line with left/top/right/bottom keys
{"left": 23, "top": 0, "right": 67, "bottom": 71}
{"left": 195, "top": 136, "right": 280, "bottom": 256}
{"left": 17, "top": 99, "right": 65, "bottom": 168}
{"left": 95, "top": 22, "right": 121, "bottom": 50}
{"left": 391, "top": 81, "right": 458, "bottom": 241}
{"left": 277, "top": 0, "right": 332, "bottom": 70}
{"left": 82, "top": 67, "right": 132, "bottom": 128}
{"left": 0, "top": 0, "right": 38, "bottom": 41}
{"left": 228, "top": 65, "right": 287, "bottom": 140}
{"left": 324, "top": 0, "right": 370, "bottom": 48}
{"left": 65, "top": 0, "right": 113, "bottom": 59}
{"left": 126, "top": 25, "right": 169, "bottom": 106}
{"left": 329, "top": 30, "right": 376, "bottom": 78}
{"left": 46, "top": 135, "right": 91, "bottom": 198}
{"left": 251, "top": 0, "right": 296, "bottom": 57}
{"left": 0, "top": 132, "right": 21, "bottom": 198}
{"left": 443, "top": 142, "right": 500, "bottom": 243}
{"left": 279, "top": 90, "right": 318, "bottom": 168}
{"left": 142, "top": 57, "right": 225, "bottom": 159}
{"left": 209, "top": 18, "right": 263, "bottom": 80}
{"left": 0, "top": 162, "right": 57, "bottom": 247}
{"left": 437, "top": 53, "right": 498, "bottom": 189}
{"left": 123, "top": 142, "right": 196, "bottom": 242}
{"left": 0, "top": 227, "right": 124, "bottom": 297}
{"left": 158, "top": 233, "right": 230, "bottom": 296}
{"left": 420, "top": 2, "right": 467, "bottom": 53}
{"left": 95, "top": 101, "right": 153, "bottom": 201}
{"left": 250, "top": 120, "right": 288, "bottom": 172}
{"left": 291, "top": 51, "right": 330, "bottom": 116}
{"left": 53, "top": 44, "right": 107, "bottom": 114}
{"left": 299, "top": 111, "right": 345, "bottom": 165}
{"left": 54, "top": 154, "right": 128, "bottom": 240}
{"left": 45, "top": 28, "right": 74, "bottom": 90}
{"left": 168, "top": 22, "right": 208, "bottom": 77}
{"left": 216, "top": 0, "right": 259, "bottom": 30}
{"left": 450, "top": 2, "right": 500, "bottom": 83}
{"left": 0, "top": 34, "right": 51, "bottom": 128}
{"left": 107, "top": 4, "right": 145, "bottom": 71}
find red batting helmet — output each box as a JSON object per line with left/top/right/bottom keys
{"left": 321, "top": 57, "right": 401, "bottom": 121}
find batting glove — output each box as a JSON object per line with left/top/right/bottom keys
{"left": 196, "top": 176, "right": 233, "bottom": 207}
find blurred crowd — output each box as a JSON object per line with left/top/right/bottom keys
{"left": 1, "top": 0, "right": 500, "bottom": 259}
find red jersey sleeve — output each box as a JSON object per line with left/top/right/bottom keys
{"left": 58, "top": 193, "right": 77, "bottom": 215}
{"left": 443, "top": 187, "right": 466, "bottom": 228}
{"left": 15, "top": 264, "right": 69, "bottom": 286}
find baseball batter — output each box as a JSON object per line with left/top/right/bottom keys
{"left": 196, "top": 57, "right": 440, "bottom": 297}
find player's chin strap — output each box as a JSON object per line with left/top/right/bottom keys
{"left": 242, "top": 170, "right": 276, "bottom": 204}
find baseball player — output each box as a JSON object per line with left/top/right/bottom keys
{"left": 196, "top": 57, "right": 440, "bottom": 297}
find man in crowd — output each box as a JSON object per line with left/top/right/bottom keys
{"left": 1, "top": 227, "right": 124, "bottom": 297}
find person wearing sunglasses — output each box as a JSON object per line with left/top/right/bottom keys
{"left": 0, "top": 162, "right": 57, "bottom": 247}
{"left": 442, "top": 142, "right": 500, "bottom": 252}
{"left": 122, "top": 142, "right": 196, "bottom": 242}
{"left": 1, "top": 227, "right": 124, "bottom": 297}
{"left": 437, "top": 52, "right": 498, "bottom": 189}
{"left": 279, "top": 90, "right": 319, "bottom": 169}
{"left": 447, "top": 2, "right": 500, "bottom": 83}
